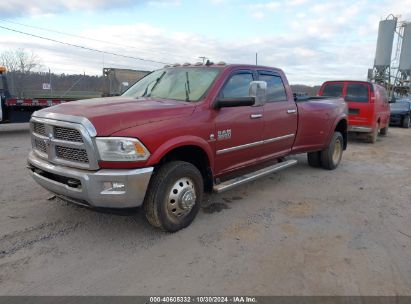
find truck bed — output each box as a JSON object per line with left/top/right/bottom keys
{"left": 292, "top": 95, "right": 346, "bottom": 154}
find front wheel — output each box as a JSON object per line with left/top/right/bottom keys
{"left": 143, "top": 161, "right": 204, "bottom": 232}
{"left": 320, "top": 131, "right": 344, "bottom": 170}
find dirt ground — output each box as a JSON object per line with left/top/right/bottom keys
{"left": 0, "top": 123, "right": 410, "bottom": 296}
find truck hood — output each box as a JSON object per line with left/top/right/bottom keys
{"left": 40, "top": 97, "right": 195, "bottom": 135}
{"left": 390, "top": 109, "right": 408, "bottom": 115}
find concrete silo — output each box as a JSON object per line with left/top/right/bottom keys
{"left": 399, "top": 23, "right": 411, "bottom": 73}
{"left": 374, "top": 19, "right": 397, "bottom": 68}
{"left": 393, "top": 22, "right": 411, "bottom": 96}
{"left": 372, "top": 17, "right": 397, "bottom": 87}
{"left": 368, "top": 15, "right": 411, "bottom": 97}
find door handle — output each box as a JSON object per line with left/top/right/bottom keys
{"left": 287, "top": 109, "right": 297, "bottom": 114}
{"left": 250, "top": 114, "right": 263, "bottom": 119}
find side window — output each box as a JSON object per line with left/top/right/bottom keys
{"left": 322, "top": 83, "right": 344, "bottom": 97}
{"left": 346, "top": 84, "right": 369, "bottom": 102}
{"left": 221, "top": 73, "right": 253, "bottom": 98}
{"left": 259, "top": 74, "right": 287, "bottom": 102}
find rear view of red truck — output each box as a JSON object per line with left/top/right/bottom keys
{"left": 318, "top": 80, "right": 390, "bottom": 143}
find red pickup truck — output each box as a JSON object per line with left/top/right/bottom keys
{"left": 318, "top": 80, "right": 390, "bottom": 143}
{"left": 28, "top": 64, "right": 347, "bottom": 232}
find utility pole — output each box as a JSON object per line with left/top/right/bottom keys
{"left": 255, "top": 53, "right": 258, "bottom": 65}
{"left": 49, "top": 68, "right": 53, "bottom": 98}
{"left": 198, "top": 56, "right": 208, "bottom": 64}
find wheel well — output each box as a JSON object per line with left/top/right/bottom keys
{"left": 335, "top": 119, "right": 348, "bottom": 150}
{"left": 159, "top": 145, "right": 213, "bottom": 192}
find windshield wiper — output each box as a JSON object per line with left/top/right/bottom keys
{"left": 185, "top": 71, "right": 191, "bottom": 101}
{"left": 142, "top": 71, "right": 165, "bottom": 97}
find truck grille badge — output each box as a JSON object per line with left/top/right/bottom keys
{"left": 44, "top": 133, "right": 53, "bottom": 147}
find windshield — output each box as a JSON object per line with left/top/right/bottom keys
{"left": 122, "top": 67, "right": 221, "bottom": 102}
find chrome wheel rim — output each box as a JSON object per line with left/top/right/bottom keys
{"left": 166, "top": 177, "right": 196, "bottom": 220}
{"left": 332, "top": 138, "right": 342, "bottom": 165}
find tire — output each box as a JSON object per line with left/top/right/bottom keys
{"left": 307, "top": 151, "right": 321, "bottom": 167}
{"left": 143, "top": 161, "right": 203, "bottom": 232}
{"left": 380, "top": 125, "right": 388, "bottom": 136}
{"left": 366, "top": 125, "right": 378, "bottom": 144}
{"left": 321, "top": 131, "right": 344, "bottom": 170}
{"left": 402, "top": 116, "right": 410, "bottom": 129}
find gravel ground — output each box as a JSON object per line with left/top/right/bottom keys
{"left": 0, "top": 123, "right": 410, "bottom": 295}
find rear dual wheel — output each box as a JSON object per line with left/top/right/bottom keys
{"left": 307, "top": 151, "right": 321, "bottom": 167}
{"left": 307, "top": 131, "right": 343, "bottom": 170}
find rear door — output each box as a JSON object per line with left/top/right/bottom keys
{"left": 321, "top": 82, "right": 344, "bottom": 98}
{"left": 345, "top": 82, "right": 372, "bottom": 127}
{"left": 214, "top": 70, "right": 265, "bottom": 175}
{"left": 258, "top": 71, "right": 297, "bottom": 159}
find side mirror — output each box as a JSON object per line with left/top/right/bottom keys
{"left": 214, "top": 97, "right": 255, "bottom": 109}
{"left": 249, "top": 81, "right": 267, "bottom": 106}
{"left": 389, "top": 96, "right": 396, "bottom": 103}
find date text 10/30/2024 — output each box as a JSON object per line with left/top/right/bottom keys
{"left": 149, "top": 296, "right": 257, "bottom": 303}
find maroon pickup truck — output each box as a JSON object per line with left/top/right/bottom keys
{"left": 28, "top": 63, "right": 347, "bottom": 232}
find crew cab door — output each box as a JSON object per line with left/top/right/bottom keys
{"left": 258, "top": 71, "right": 297, "bottom": 158}
{"left": 213, "top": 70, "right": 264, "bottom": 175}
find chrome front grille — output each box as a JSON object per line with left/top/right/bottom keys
{"left": 30, "top": 117, "right": 98, "bottom": 170}
{"left": 34, "top": 138, "right": 47, "bottom": 153}
{"left": 56, "top": 146, "right": 89, "bottom": 163}
{"left": 54, "top": 126, "right": 83, "bottom": 142}
{"left": 33, "top": 122, "right": 46, "bottom": 136}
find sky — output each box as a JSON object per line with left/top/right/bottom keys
{"left": 0, "top": 0, "right": 410, "bottom": 85}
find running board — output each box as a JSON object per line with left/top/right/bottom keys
{"left": 213, "top": 159, "right": 297, "bottom": 193}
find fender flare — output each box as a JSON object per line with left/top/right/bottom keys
{"left": 325, "top": 115, "right": 348, "bottom": 149}
{"left": 146, "top": 135, "right": 214, "bottom": 167}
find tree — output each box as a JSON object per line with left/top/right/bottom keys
{"left": 0, "top": 49, "right": 42, "bottom": 97}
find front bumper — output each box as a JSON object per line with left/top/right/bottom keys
{"left": 28, "top": 151, "right": 153, "bottom": 208}
{"left": 348, "top": 125, "right": 372, "bottom": 133}
{"left": 390, "top": 115, "right": 403, "bottom": 125}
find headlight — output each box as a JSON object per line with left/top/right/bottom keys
{"left": 95, "top": 137, "right": 150, "bottom": 162}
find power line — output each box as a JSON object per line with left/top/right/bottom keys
{"left": 0, "top": 18, "right": 103, "bottom": 43}
{"left": 0, "top": 18, "right": 186, "bottom": 61}
{"left": 0, "top": 24, "right": 170, "bottom": 65}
